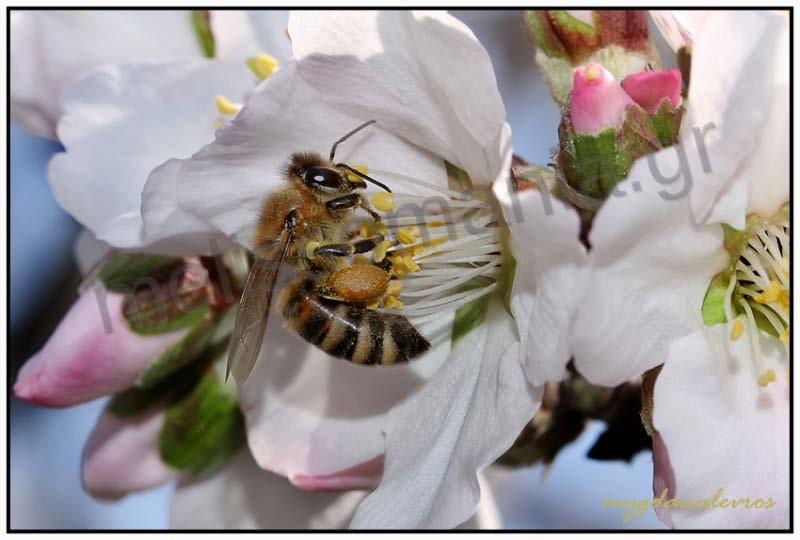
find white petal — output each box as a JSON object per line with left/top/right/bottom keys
{"left": 493, "top": 177, "right": 588, "bottom": 385}
{"left": 142, "top": 158, "right": 238, "bottom": 256}
{"left": 211, "top": 10, "right": 293, "bottom": 63}
{"left": 351, "top": 301, "right": 542, "bottom": 529}
{"left": 175, "top": 60, "right": 446, "bottom": 248}
{"left": 10, "top": 10, "right": 201, "bottom": 138}
{"left": 82, "top": 405, "right": 181, "bottom": 501}
{"left": 170, "top": 448, "right": 366, "bottom": 529}
{"left": 241, "top": 310, "right": 453, "bottom": 479}
{"left": 49, "top": 59, "right": 254, "bottom": 251}
{"left": 649, "top": 11, "right": 712, "bottom": 52}
{"left": 572, "top": 170, "right": 728, "bottom": 386}
{"left": 681, "top": 11, "right": 788, "bottom": 224}
{"left": 73, "top": 228, "right": 112, "bottom": 276}
{"left": 289, "top": 11, "right": 507, "bottom": 185}
{"left": 653, "top": 328, "right": 789, "bottom": 528}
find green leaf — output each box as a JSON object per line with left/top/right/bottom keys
{"left": 97, "top": 253, "right": 178, "bottom": 293}
{"left": 126, "top": 304, "right": 211, "bottom": 336}
{"left": 191, "top": 11, "right": 215, "bottom": 58}
{"left": 136, "top": 314, "right": 214, "bottom": 388}
{"left": 524, "top": 11, "right": 570, "bottom": 60}
{"left": 651, "top": 100, "right": 683, "bottom": 147}
{"left": 701, "top": 273, "right": 730, "bottom": 326}
{"left": 159, "top": 369, "right": 245, "bottom": 474}
{"left": 451, "top": 293, "right": 490, "bottom": 347}
{"left": 560, "top": 104, "right": 660, "bottom": 200}
{"left": 548, "top": 10, "right": 599, "bottom": 56}
{"left": 108, "top": 384, "right": 169, "bottom": 417}
{"left": 107, "top": 360, "right": 204, "bottom": 417}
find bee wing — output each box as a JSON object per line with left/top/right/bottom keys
{"left": 226, "top": 236, "right": 291, "bottom": 386}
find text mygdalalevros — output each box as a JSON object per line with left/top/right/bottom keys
{"left": 603, "top": 488, "right": 777, "bottom": 523}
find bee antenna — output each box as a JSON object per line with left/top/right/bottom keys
{"left": 337, "top": 163, "right": 392, "bottom": 193}
{"left": 329, "top": 120, "right": 376, "bottom": 161}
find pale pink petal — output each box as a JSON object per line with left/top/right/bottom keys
{"left": 290, "top": 455, "right": 384, "bottom": 492}
{"left": 82, "top": 405, "right": 181, "bottom": 501}
{"left": 651, "top": 432, "right": 676, "bottom": 528}
{"left": 170, "top": 448, "right": 366, "bottom": 529}
{"left": 621, "top": 69, "right": 682, "bottom": 114}
{"left": 570, "top": 62, "right": 635, "bottom": 134}
{"left": 14, "top": 288, "right": 187, "bottom": 407}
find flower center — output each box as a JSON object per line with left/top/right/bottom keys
{"left": 720, "top": 206, "right": 789, "bottom": 387}
{"left": 358, "top": 168, "right": 503, "bottom": 328}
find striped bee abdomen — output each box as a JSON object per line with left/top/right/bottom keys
{"left": 279, "top": 276, "right": 430, "bottom": 365}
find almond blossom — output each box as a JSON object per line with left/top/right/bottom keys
{"left": 570, "top": 10, "right": 789, "bottom": 528}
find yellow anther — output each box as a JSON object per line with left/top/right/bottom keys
{"left": 306, "top": 240, "right": 321, "bottom": 260}
{"left": 781, "top": 257, "right": 789, "bottom": 277}
{"left": 780, "top": 328, "right": 789, "bottom": 344}
{"left": 386, "top": 282, "right": 403, "bottom": 297}
{"left": 730, "top": 318, "right": 745, "bottom": 341}
{"left": 359, "top": 219, "right": 387, "bottom": 237}
{"left": 353, "top": 255, "right": 370, "bottom": 266}
{"left": 383, "top": 295, "right": 404, "bottom": 309}
{"left": 758, "top": 369, "right": 776, "bottom": 387}
{"left": 348, "top": 164, "right": 369, "bottom": 183}
{"left": 391, "top": 255, "right": 420, "bottom": 277}
{"left": 754, "top": 280, "right": 781, "bottom": 304}
{"left": 246, "top": 53, "right": 280, "bottom": 80}
{"left": 215, "top": 95, "right": 242, "bottom": 116}
{"left": 427, "top": 219, "right": 446, "bottom": 228}
{"left": 394, "top": 237, "right": 447, "bottom": 258}
{"left": 397, "top": 226, "right": 421, "bottom": 245}
{"left": 372, "top": 240, "right": 392, "bottom": 263}
{"left": 372, "top": 192, "right": 396, "bottom": 212}
{"left": 585, "top": 64, "right": 602, "bottom": 82}
{"left": 779, "top": 290, "right": 790, "bottom": 310}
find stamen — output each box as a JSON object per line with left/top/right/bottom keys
{"left": 758, "top": 369, "right": 777, "bottom": 387}
{"left": 246, "top": 53, "right": 280, "bottom": 80}
{"left": 372, "top": 240, "right": 392, "bottom": 263}
{"left": 712, "top": 208, "right": 789, "bottom": 388}
{"left": 383, "top": 295, "right": 404, "bottom": 309}
{"left": 348, "top": 164, "right": 369, "bottom": 183}
{"left": 396, "top": 226, "right": 421, "bottom": 245}
{"left": 730, "top": 318, "right": 745, "bottom": 341}
{"left": 215, "top": 95, "right": 242, "bottom": 115}
{"left": 364, "top": 171, "right": 504, "bottom": 330}
{"left": 753, "top": 280, "right": 781, "bottom": 304}
{"left": 372, "top": 193, "right": 396, "bottom": 212}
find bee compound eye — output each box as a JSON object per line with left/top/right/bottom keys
{"left": 303, "top": 167, "right": 342, "bottom": 190}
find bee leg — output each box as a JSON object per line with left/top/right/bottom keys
{"left": 313, "top": 234, "right": 385, "bottom": 258}
{"left": 326, "top": 193, "right": 383, "bottom": 222}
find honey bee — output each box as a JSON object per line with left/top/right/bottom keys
{"left": 226, "top": 121, "right": 430, "bottom": 385}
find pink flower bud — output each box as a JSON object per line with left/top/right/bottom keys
{"left": 289, "top": 455, "right": 384, "bottom": 492}
{"left": 82, "top": 406, "right": 181, "bottom": 500}
{"left": 14, "top": 288, "right": 188, "bottom": 407}
{"left": 570, "top": 62, "right": 635, "bottom": 134}
{"left": 621, "top": 68, "right": 683, "bottom": 114}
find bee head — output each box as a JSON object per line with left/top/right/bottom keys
{"left": 284, "top": 152, "right": 357, "bottom": 196}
